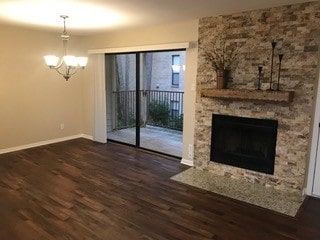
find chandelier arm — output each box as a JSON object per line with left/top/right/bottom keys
{"left": 50, "top": 59, "right": 64, "bottom": 70}
{"left": 53, "top": 66, "right": 80, "bottom": 76}
{"left": 54, "top": 67, "right": 67, "bottom": 77}
{"left": 67, "top": 67, "right": 80, "bottom": 76}
{"left": 53, "top": 67, "right": 72, "bottom": 81}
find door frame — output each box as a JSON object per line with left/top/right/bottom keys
{"left": 89, "top": 42, "right": 192, "bottom": 158}
{"left": 306, "top": 70, "right": 320, "bottom": 197}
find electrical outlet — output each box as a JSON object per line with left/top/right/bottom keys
{"left": 60, "top": 123, "right": 65, "bottom": 130}
{"left": 188, "top": 144, "right": 194, "bottom": 158}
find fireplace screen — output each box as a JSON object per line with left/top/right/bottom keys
{"left": 210, "top": 114, "right": 278, "bottom": 174}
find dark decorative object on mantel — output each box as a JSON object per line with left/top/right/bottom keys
{"left": 216, "top": 69, "right": 230, "bottom": 89}
{"left": 269, "top": 41, "right": 277, "bottom": 90}
{"left": 277, "top": 53, "right": 284, "bottom": 91}
{"left": 257, "top": 66, "right": 263, "bottom": 90}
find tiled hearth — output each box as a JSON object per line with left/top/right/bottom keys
{"left": 194, "top": 1, "right": 320, "bottom": 199}
{"left": 171, "top": 168, "right": 304, "bottom": 216}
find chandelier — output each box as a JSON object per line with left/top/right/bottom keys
{"left": 44, "top": 15, "right": 88, "bottom": 81}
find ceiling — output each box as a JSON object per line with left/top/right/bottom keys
{"left": 0, "top": 0, "right": 312, "bottom": 35}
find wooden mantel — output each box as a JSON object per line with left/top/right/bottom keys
{"left": 201, "top": 89, "right": 294, "bottom": 103}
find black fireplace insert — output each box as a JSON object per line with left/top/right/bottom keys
{"left": 210, "top": 114, "right": 278, "bottom": 174}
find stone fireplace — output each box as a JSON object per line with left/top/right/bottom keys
{"left": 194, "top": 2, "right": 320, "bottom": 196}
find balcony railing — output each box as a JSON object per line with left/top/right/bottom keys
{"left": 112, "top": 90, "right": 184, "bottom": 131}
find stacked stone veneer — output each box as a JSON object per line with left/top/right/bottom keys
{"left": 195, "top": 2, "right": 320, "bottom": 195}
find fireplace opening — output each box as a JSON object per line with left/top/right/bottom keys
{"left": 210, "top": 114, "right": 278, "bottom": 174}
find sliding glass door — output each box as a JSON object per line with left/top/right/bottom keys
{"left": 106, "top": 50, "right": 185, "bottom": 157}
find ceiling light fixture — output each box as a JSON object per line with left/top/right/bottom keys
{"left": 44, "top": 15, "right": 88, "bottom": 81}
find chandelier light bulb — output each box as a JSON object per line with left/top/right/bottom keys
{"left": 44, "top": 55, "right": 59, "bottom": 67}
{"left": 78, "top": 57, "right": 88, "bottom": 68}
{"left": 63, "top": 55, "right": 77, "bottom": 67}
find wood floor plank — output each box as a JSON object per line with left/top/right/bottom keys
{"left": 0, "top": 138, "right": 319, "bottom": 239}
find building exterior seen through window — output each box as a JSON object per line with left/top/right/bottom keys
{"left": 106, "top": 50, "right": 185, "bottom": 133}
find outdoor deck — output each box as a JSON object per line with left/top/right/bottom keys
{"left": 107, "top": 125, "right": 182, "bottom": 157}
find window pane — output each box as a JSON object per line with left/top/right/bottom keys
{"left": 172, "top": 73, "right": 179, "bottom": 85}
{"left": 172, "top": 55, "right": 180, "bottom": 65}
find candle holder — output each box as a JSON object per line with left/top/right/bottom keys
{"left": 269, "top": 41, "right": 277, "bottom": 90}
{"left": 258, "top": 66, "right": 263, "bottom": 90}
{"left": 277, "top": 53, "right": 283, "bottom": 91}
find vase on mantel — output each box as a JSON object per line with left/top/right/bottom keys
{"left": 216, "top": 69, "right": 229, "bottom": 89}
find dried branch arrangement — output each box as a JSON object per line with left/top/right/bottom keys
{"left": 200, "top": 24, "right": 242, "bottom": 71}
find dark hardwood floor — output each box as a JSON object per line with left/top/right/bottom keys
{"left": 0, "top": 138, "right": 319, "bottom": 240}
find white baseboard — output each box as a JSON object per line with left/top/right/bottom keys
{"left": 81, "top": 134, "right": 94, "bottom": 140}
{"left": 302, "top": 187, "right": 307, "bottom": 196}
{"left": 0, "top": 134, "right": 93, "bottom": 154}
{"left": 181, "top": 158, "right": 194, "bottom": 166}
{"left": 304, "top": 187, "right": 320, "bottom": 198}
